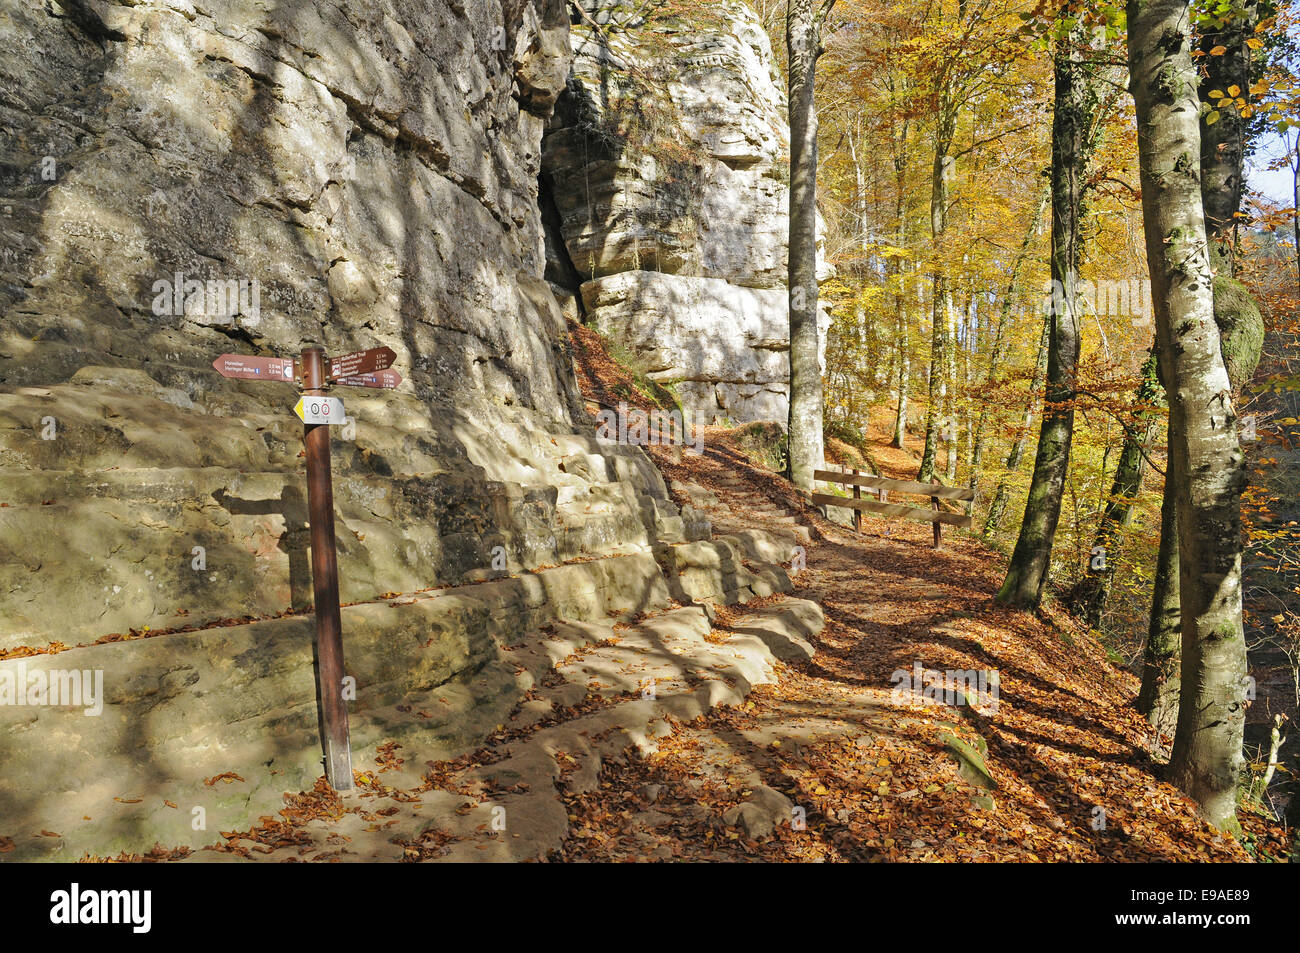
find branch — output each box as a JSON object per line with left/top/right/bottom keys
{"left": 1074, "top": 390, "right": 1167, "bottom": 476}
{"left": 951, "top": 122, "right": 1036, "bottom": 160}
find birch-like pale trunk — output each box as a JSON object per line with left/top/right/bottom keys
{"left": 892, "top": 116, "right": 911, "bottom": 448}
{"left": 1129, "top": 0, "right": 1249, "bottom": 831}
{"left": 785, "top": 0, "right": 830, "bottom": 491}
{"left": 919, "top": 105, "right": 955, "bottom": 484}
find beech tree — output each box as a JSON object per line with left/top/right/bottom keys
{"left": 786, "top": 0, "right": 837, "bottom": 491}
{"left": 996, "top": 12, "right": 1092, "bottom": 608}
{"left": 1136, "top": 0, "right": 1265, "bottom": 735}
{"left": 1129, "top": 0, "right": 1250, "bottom": 831}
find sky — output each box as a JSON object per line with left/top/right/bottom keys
{"left": 1247, "top": 131, "right": 1295, "bottom": 207}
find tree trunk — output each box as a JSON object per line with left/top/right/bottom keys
{"left": 785, "top": 0, "right": 830, "bottom": 492}
{"left": 983, "top": 312, "right": 1050, "bottom": 538}
{"left": 1083, "top": 351, "right": 1162, "bottom": 627}
{"left": 851, "top": 129, "right": 872, "bottom": 388}
{"left": 1197, "top": 0, "right": 1259, "bottom": 269}
{"left": 1130, "top": 0, "right": 1249, "bottom": 832}
{"left": 1293, "top": 146, "right": 1300, "bottom": 290}
{"left": 1136, "top": 0, "right": 1264, "bottom": 750}
{"left": 944, "top": 292, "right": 968, "bottom": 484}
{"left": 893, "top": 309, "right": 911, "bottom": 448}
{"left": 996, "top": 23, "right": 1088, "bottom": 608}
{"left": 919, "top": 104, "right": 956, "bottom": 484}
{"left": 892, "top": 116, "right": 911, "bottom": 448}
{"left": 1138, "top": 446, "right": 1182, "bottom": 736}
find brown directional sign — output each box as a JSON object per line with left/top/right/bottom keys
{"left": 333, "top": 369, "right": 402, "bottom": 390}
{"left": 209, "top": 341, "right": 403, "bottom": 795}
{"left": 327, "top": 346, "right": 396, "bottom": 381}
{"left": 212, "top": 353, "right": 296, "bottom": 383}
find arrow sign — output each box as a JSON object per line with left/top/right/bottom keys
{"left": 333, "top": 369, "right": 403, "bottom": 390}
{"left": 212, "top": 354, "right": 296, "bottom": 382}
{"left": 327, "top": 346, "right": 396, "bottom": 381}
{"left": 294, "top": 395, "right": 345, "bottom": 425}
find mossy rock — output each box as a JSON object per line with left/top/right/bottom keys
{"left": 1213, "top": 275, "right": 1264, "bottom": 391}
{"left": 940, "top": 731, "right": 997, "bottom": 790}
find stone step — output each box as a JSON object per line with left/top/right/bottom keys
{"left": 202, "top": 597, "right": 824, "bottom": 862}
{"left": 0, "top": 528, "right": 801, "bottom": 860}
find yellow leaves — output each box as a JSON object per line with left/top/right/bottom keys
{"left": 1246, "top": 36, "right": 1263, "bottom": 50}
{"left": 873, "top": 243, "right": 913, "bottom": 260}
{"left": 1209, "top": 44, "right": 1228, "bottom": 56}
{"left": 1206, "top": 110, "right": 1222, "bottom": 125}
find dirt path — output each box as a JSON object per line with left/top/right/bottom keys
{"left": 551, "top": 433, "right": 1282, "bottom": 862}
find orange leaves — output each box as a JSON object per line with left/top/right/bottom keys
{"left": 203, "top": 772, "right": 245, "bottom": 787}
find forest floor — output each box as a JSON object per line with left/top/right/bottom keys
{"left": 559, "top": 323, "right": 1292, "bottom": 862}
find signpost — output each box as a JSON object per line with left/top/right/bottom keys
{"left": 212, "top": 354, "right": 296, "bottom": 382}
{"left": 212, "top": 344, "right": 401, "bottom": 792}
{"left": 334, "top": 369, "right": 402, "bottom": 390}
{"left": 328, "top": 346, "right": 396, "bottom": 381}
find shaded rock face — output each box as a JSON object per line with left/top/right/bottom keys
{"left": 541, "top": 0, "right": 828, "bottom": 426}
{"left": 0, "top": 2, "right": 682, "bottom": 652}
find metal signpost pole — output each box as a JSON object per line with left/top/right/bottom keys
{"left": 214, "top": 345, "right": 400, "bottom": 791}
{"left": 300, "top": 346, "right": 353, "bottom": 792}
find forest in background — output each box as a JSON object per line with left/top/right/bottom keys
{"left": 798, "top": 0, "right": 1300, "bottom": 835}
{"left": 583, "top": 0, "right": 1300, "bottom": 837}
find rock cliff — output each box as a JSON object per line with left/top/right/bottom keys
{"left": 1, "top": 0, "right": 620, "bottom": 646}
{"left": 541, "top": 0, "right": 829, "bottom": 426}
{"left": 0, "top": 0, "right": 813, "bottom": 860}
{"left": 0, "top": 0, "right": 708, "bottom": 857}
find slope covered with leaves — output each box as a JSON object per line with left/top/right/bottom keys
{"left": 558, "top": 325, "right": 1290, "bottom": 862}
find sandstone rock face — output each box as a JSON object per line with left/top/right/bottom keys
{"left": 541, "top": 0, "right": 829, "bottom": 426}
{"left": 581, "top": 270, "right": 793, "bottom": 423}
{"left": 0, "top": 0, "right": 657, "bottom": 649}
{"left": 0, "top": 0, "right": 711, "bottom": 844}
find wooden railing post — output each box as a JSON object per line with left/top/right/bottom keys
{"left": 852, "top": 467, "right": 862, "bottom": 534}
{"left": 932, "top": 495, "right": 941, "bottom": 549}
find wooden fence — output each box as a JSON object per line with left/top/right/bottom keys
{"left": 811, "top": 468, "right": 974, "bottom": 549}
